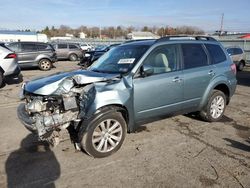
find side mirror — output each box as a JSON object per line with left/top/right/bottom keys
{"left": 141, "top": 65, "right": 154, "bottom": 77}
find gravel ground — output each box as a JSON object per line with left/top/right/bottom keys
{"left": 0, "top": 61, "right": 249, "bottom": 188}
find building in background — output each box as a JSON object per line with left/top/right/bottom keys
{"left": 0, "top": 31, "right": 48, "bottom": 42}
{"left": 79, "top": 32, "right": 86, "bottom": 39}
{"left": 127, "top": 31, "right": 159, "bottom": 40}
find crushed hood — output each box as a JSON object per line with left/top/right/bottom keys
{"left": 24, "top": 69, "right": 120, "bottom": 95}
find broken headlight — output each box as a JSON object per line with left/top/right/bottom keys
{"left": 26, "top": 99, "right": 47, "bottom": 113}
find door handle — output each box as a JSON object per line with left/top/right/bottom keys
{"left": 208, "top": 70, "right": 215, "bottom": 76}
{"left": 172, "top": 77, "right": 182, "bottom": 82}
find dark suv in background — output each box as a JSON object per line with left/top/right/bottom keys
{"left": 52, "top": 43, "right": 83, "bottom": 61}
{"left": 6, "top": 42, "right": 57, "bottom": 71}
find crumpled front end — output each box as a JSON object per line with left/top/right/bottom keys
{"left": 17, "top": 72, "right": 109, "bottom": 145}
{"left": 18, "top": 86, "right": 90, "bottom": 144}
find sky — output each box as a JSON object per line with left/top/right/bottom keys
{"left": 0, "top": 0, "right": 249, "bottom": 32}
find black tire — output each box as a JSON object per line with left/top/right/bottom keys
{"left": 80, "top": 111, "right": 127, "bottom": 158}
{"left": 39, "top": 59, "right": 52, "bottom": 71}
{"left": 0, "top": 71, "right": 4, "bottom": 88}
{"left": 69, "top": 53, "right": 78, "bottom": 61}
{"left": 200, "top": 90, "right": 226, "bottom": 122}
{"left": 237, "top": 61, "right": 245, "bottom": 71}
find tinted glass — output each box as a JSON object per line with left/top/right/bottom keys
{"left": 226, "top": 48, "right": 234, "bottom": 55}
{"left": 205, "top": 44, "right": 226, "bottom": 64}
{"left": 6, "top": 43, "right": 20, "bottom": 52}
{"left": 182, "top": 44, "right": 208, "bottom": 69}
{"left": 57, "top": 44, "right": 68, "bottom": 49}
{"left": 69, "top": 44, "right": 79, "bottom": 49}
{"left": 234, "top": 48, "right": 243, "bottom": 55}
{"left": 90, "top": 45, "right": 150, "bottom": 74}
{"left": 37, "top": 44, "right": 52, "bottom": 51}
{"left": 143, "top": 44, "right": 179, "bottom": 74}
{"left": 21, "top": 43, "right": 37, "bottom": 52}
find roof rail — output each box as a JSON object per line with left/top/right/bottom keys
{"left": 124, "top": 39, "right": 155, "bottom": 43}
{"left": 156, "top": 35, "right": 217, "bottom": 43}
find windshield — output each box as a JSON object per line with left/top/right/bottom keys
{"left": 89, "top": 45, "right": 149, "bottom": 74}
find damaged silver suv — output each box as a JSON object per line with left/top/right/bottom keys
{"left": 17, "top": 36, "right": 237, "bottom": 158}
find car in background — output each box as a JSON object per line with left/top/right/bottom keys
{"left": 79, "top": 42, "right": 94, "bottom": 51}
{"left": 6, "top": 42, "right": 57, "bottom": 71}
{"left": 79, "top": 43, "right": 121, "bottom": 67}
{"left": 52, "top": 43, "right": 83, "bottom": 61}
{"left": 0, "top": 44, "right": 20, "bottom": 87}
{"left": 226, "top": 47, "right": 246, "bottom": 71}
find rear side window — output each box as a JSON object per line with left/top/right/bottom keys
{"left": 6, "top": 43, "right": 20, "bottom": 52}
{"left": 57, "top": 44, "right": 68, "bottom": 49}
{"left": 69, "top": 44, "right": 79, "bottom": 49}
{"left": 181, "top": 44, "right": 208, "bottom": 69}
{"left": 37, "top": 44, "right": 52, "bottom": 51}
{"left": 205, "top": 44, "right": 226, "bottom": 64}
{"left": 21, "top": 43, "right": 37, "bottom": 52}
{"left": 234, "top": 48, "right": 243, "bottom": 55}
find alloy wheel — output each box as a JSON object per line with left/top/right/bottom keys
{"left": 92, "top": 119, "right": 123, "bottom": 153}
{"left": 210, "top": 96, "right": 225, "bottom": 119}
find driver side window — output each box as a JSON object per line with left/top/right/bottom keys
{"left": 143, "top": 44, "right": 179, "bottom": 75}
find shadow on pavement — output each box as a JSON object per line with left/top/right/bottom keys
{"left": 223, "top": 138, "right": 250, "bottom": 152}
{"left": 236, "top": 69, "right": 250, "bottom": 87}
{"left": 0, "top": 74, "right": 23, "bottom": 88}
{"left": 5, "top": 134, "right": 60, "bottom": 188}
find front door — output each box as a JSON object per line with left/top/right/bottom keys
{"left": 56, "top": 44, "right": 68, "bottom": 59}
{"left": 133, "top": 44, "right": 183, "bottom": 120}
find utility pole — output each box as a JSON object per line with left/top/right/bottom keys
{"left": 99, "top": 26, "right": 101, "bottom": 39}
{"left": 220, "top": 13, "right": 224, "bottom": 36}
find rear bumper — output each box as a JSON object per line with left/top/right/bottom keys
{"left": 4, "top": 65, "right": 21, "bottom": 77}
{"left": 17, "top": 103, "right": 37, "bottom": 132}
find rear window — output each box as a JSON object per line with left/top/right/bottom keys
{"left": 181, "top": 44, "right": 208, "bottom": 69}
{"left": 21, "top": 43, "right": 37, "bottom": 52}
{"left": 205, "top": 44, "right": 226, "bottom": 64}
{"left": 57, "top": 44, "right": 68, "bottom": 49}
{"left": 69, "top": 44, "right": 79, "bottom": 49}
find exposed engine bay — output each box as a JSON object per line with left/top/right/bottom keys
{"left": 18, "top": 71, "right": 119, "bottom": 147}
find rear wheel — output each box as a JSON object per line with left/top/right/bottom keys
{"left": 39, "top": 59, "right": 52, "bottom": 71}
{"left": 200, "top": 90, "right": 226, "bottom": 122}
{"left": 69, "top": 53, "right": 78, "bottom": 61}
{"left": 80, "top": 111, "right": 127, "bottom": 158}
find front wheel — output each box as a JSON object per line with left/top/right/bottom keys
{"left": 200, "top": 90, "right": 226, "bottom": 122}
{"left": 80, "top": 111, "right": 127, "bottom": 158}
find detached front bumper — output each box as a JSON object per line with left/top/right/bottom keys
{"left": 17, "top": 103, "right": 37, "bottom": 132}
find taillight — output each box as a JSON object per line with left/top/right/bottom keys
{"left": 230, "top": 63, "right": 237, "bottom": 75}
{"left": 4, "top": 53, "right": 17, "bottom": 59}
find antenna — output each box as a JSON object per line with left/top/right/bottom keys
{"left": 220, "top": 13, "right": 224, "bottom": 36}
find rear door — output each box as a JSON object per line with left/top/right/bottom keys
{"left": 133, "top": 44, "right": 183, "bottom": 120}
{"left": 181, "top": 43, "right": 214, "bottom": 111}
{"left": 19, "top": 43, "right": 38, "bottom": 64}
